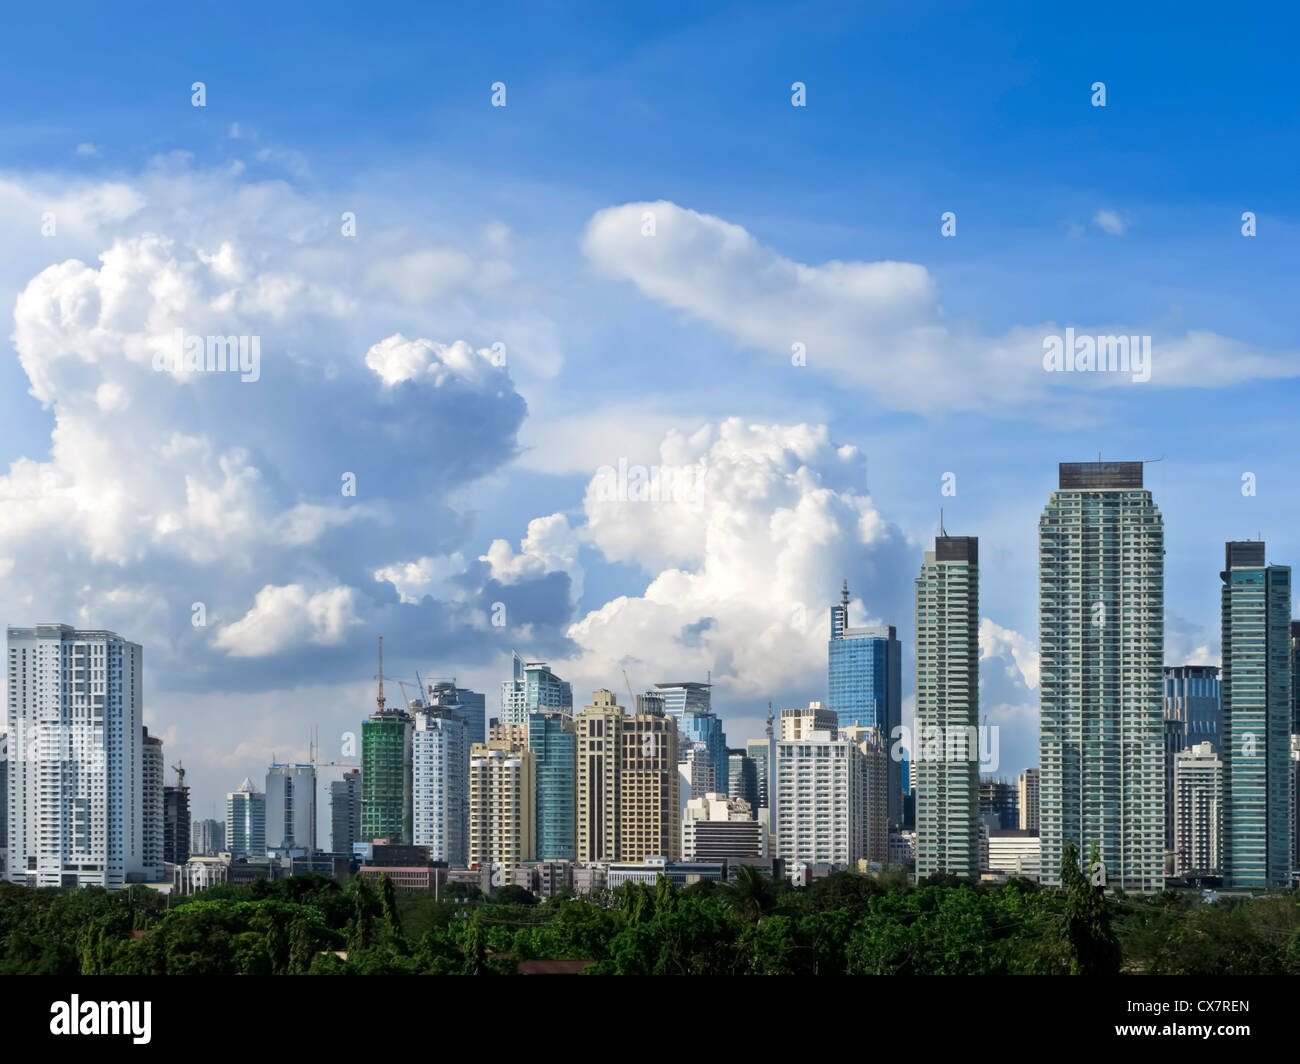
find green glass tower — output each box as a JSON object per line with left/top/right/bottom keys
{"left": 1039, "top": 461, "right": 1164, "bottom": 892}
{"left": 529, "top": 711, "right": 576, "bottom": 860}
{"left": 1220, "top": 541, "right": 1292, "bottom": 888}
{"left": 361, "top": 637, "right": 413, "bottom": 844}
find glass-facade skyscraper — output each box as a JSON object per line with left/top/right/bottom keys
{"left": 1039, "top": 461, "right": 1164, "bottom": 892}
{"left": 1220, "top": 540, "right": 1292, "bottom": 888}
{"left": 500, "top": 653, "right": 572, "bottom": 726}
{"left": 828, "top": 583, "right": 902, "bottom": 824}
{"left": 1163, "top": 664, "right": 1222, "bottom": 849}
{"left": 529, "top": 710, "right": 576, "bottom": 860}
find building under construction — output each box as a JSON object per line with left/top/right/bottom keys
{"left": 362, "top": 636, "right": 413, "bottom": 844}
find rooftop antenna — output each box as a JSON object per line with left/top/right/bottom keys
{"left": 841, "top": 579, "right": 849, "bottom": 607}
{"left": 939, "top": 507, "right": 947, "bottom": 538}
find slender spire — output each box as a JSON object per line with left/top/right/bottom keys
{"left": 940, "top": 506, "right": 946, "bottom": 538}
{"left": 376, "top": 634, "right": 386, "bottom": 713}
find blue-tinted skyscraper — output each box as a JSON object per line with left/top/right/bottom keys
{"left": 678, "top": 707, "right": 729, "bottom": 795}
{"left": 1164, "top": 665, "right": 1222, "bottom": 849}
{"left": 529, "top": 711, "right": 576, "bottom": 860}
{"left": 500, "top": 653, "right": 572, "bottom": 726}
{"left": 1220, "top": 541, "right": 1292, "bottom": 888}
{"left": 828, "top": 582, "right": 902, "bottom": 824}
{"left": 424, "top": 678, "right": 487, "bottom": 747}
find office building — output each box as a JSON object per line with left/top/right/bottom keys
{"left": 1291, "top": 622, "right": 1300, "bottom": 735}
{"left": 423, "top": 678, "right": 487, "bottom": 747}
{"left": 682, "top": 743, "right": 716, "bottom": 802}
{"left": 915, "top": 535, "right": 981, "bottom": 880}
{"left": 775, "top": 729, "right": 863, "bottom": 866}
{"left": 412, "top": 709, "right": 468, "bottom": 865}
{"left": 621, "top": 708, "right": 680, "bottom": 861}
{"left": 6, "top": 624, "right": 145, "bottom": 888}
{"left": 142, "top": 728, "right": 165, "bottom": 879}
{"left": 468, "top": 741, "right": 535, "bottom": 875}
{"left": 780, "top": 701, "right": 838, "bottom": 741}
{"left": 727, "top": 750, "right": 759, "bottom": 811}
{"left": 682, "top": 793, "right": 762, "bottom": 860}
{"left": 1164, "top": 665, "right": 1223, "bottom": 849}
{"left": 843, "top": 724, "right": 890, "bottom": 865}
{"left": 677, "top": 705, "right": 729, "bottom": 795}
{"left": 530, "top": 711, "right": 575, "bottom": 861}
{"left": 746, "top": 736, "right": 771, "bottom": 813}
{"left": 191, "top": 818, "right": 225, "bottom": 857}
{"left": 986, "top": 829, "right": 1042, "bottom": 880}
{"left": 362, "top": 643, "right": 413, "bottom": 844}
{"left": 980, "top": 778, "right": 1019, "bottom": 833}
{"left": 1220, "top": 540, "right": 1292, "bottom": 887}
{"left": 828, "top": 583, "right": 902, "bottom": 824}
{"left": 653, "top": 681, "right": 712, "bottom": 722}
{"left": 576, "top": 690, "right": 624, "bottom": 862}
{"left": 226, "top": 778, "right": 266, "bottom": 858}
{"left": 163, "top": 784, "right": 190, "bottom": 866}
{"left": 1017, "top": 768, "right": 1040, "bottom": 834}
{"left": 501, "top": 654, "right": 572, "bottom": 726}
{"left": 265, "top": 763, "right": 316, "bottom": 853}
{"left": 1039, "top": 462, "right": 1165, "bottom": 892}
{"left": 312, "top": 761, "right": 361, "bottom": 854}
{"left": 328, "top": 770, "right": 362, "bottom": 855}
{"left": 1173, "top": 741, "right": 1223, "bottom": 876}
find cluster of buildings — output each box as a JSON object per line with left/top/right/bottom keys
{"left": 3, "top": 462, "right": 1299, "bottom": 896}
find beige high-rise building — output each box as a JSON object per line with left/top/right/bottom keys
{"left": 620, "top": 710, "right": 680, "bottom": 861}
{"left": 780, "top": 701, "right": 838, "bottom": 741}
{"left": 468, "top": 741, "right": 535, "bottom": 875}
{"left": 576, "top": 690, "right": 624, "bottom": 862}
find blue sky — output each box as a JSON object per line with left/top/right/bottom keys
{"left": 1, "top": 1, "right": 1298, "bottom": 816}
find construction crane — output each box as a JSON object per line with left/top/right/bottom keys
{"left": 396, "top": 680, "right": 412, "bottom": 710}
{"left": 622, "top": 668, "right": 635, "bottom": 708}
{"left": 170, "top": 760, "right": 185, "bottom": 788}
{"left": 373, "top": 635, "right": 386, "bottom": 714}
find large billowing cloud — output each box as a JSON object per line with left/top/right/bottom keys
{"left": 0, "top": 164, "right": 567, "bottom": 811}
{"left": 583, "top": 201, "right": 1300, "bottom": 414}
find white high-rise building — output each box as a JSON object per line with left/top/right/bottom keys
{"left": 915, "top": 535, "right": 980, "bottom": 880}
{"left": 1039, "top": 462, "right": 1165, "bottom": 892}
{"left": 413, "top": 710, "right": 469, "bottom": 865}
{"left": 265, "top": 763, "right": 316, "bottom": 852}
{"left": 1173, "top": 742, "right": 1223, "bottom": 876}
{"left": 142, "top": 728, "right": 165, "bottom": 879}
{"left": 775, "top": 729, "right": 863, "bottom": 866}
{"left": 500, "top": 653, "right": 572, "bottom": 726}
{"left": 6, "top": 624, "right": 145, "bottom": 888}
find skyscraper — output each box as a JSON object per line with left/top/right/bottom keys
{"left": 500, "top": 654, "right": 573, "bottom": 726}
{"left": 6, "top": 624, "right": 145, "bottom": 888}
{"left": 676, "top": 706, "right": 729, "bottom": 795}
{"left": 746, "top": 736, "right": 771, "bottom": 813}
{"left": 424, "top": 678, "right": 488, "bottom": 747}
{"left": 843, "top": 724, "right": 890, "bottom": 865}
{"left": 727, "top": 750, "right": 759, "bottom": 811}
{"left": 191, "top": 818, "right": 225, "bottom": 856}
{"left": 1017, "top": 767, "right": 1040, "bottom": 834}
{"left": 530, "top": 711, "right": 576, "bottom": 861}
{"left": 142, "top": 728, "right": 165, "bottom": 879}
{"left": 620, "top": 709, "right": 680, "bottom": 861}
{"left": 1163, "top": 665, "right": 1222, "bottom": 849}
{"left": 1173, "top": 742, "right": 1223, "bottom": 876}
{"left": 1220, "top": 540, "right": 1292, "bottom": 888}
{"left": 328, "top": 771, "right": 362, "bottom": 856}
{"left": 265, "top": 763, "right": 316, "bottom": 852}
{"left": 226, "top": 778, "right": 266, "bottom": 858}
{"left": 468, "top": 741, "right": 535, "bottom": 875}
{"left": 775, "top": 726, "right": 863, "bottom": 866}
{"left": 362, "top": 638, "right": 413, "bottom": 844}
{"left": 828, "top": 584, "right": 902, "bottom": 824}
{"left": 163, "top": 783, "right": 190, "bottom": 866}
{"left": 1291, "top": 622, "right": 1300, "bottom": 735}
{"left": 413, "top": 709, "right": 468, "bottom": 865}
{"left": 914, "top": 535, "right": 980, "bottom": 880}
{"left": 1039, "top": 461, "right": 1164, "bottom": 892}
{"left": 576, "top": 690, "right": 624, "bottom": 862}
{"left": 653, "top": 681, "right": 712, "bottom": 721}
